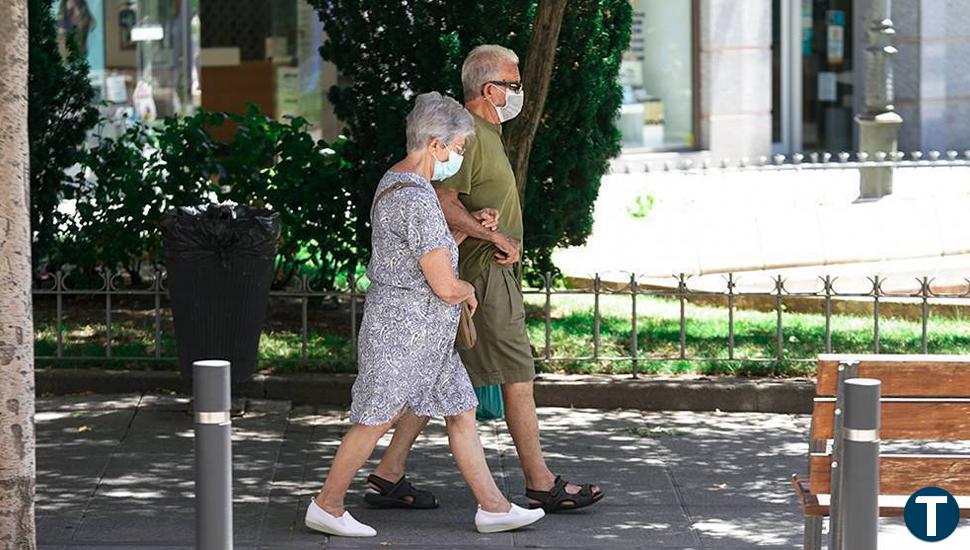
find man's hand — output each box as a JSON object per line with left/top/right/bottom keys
{"left": 435, "top": 188, "right": 517, "bottom": 264}
{"left": 493, "top": 232, "right": 521, "bottom": 265}
{"left": 471, "top": 208, "right": 499, "bottom": 232}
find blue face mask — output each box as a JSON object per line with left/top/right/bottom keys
{"left": 432, "top": 150, "right": 464, "bottom": 181}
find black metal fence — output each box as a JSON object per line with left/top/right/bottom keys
{"left": 32, "top": 268, "right": 970, "bottom": 377}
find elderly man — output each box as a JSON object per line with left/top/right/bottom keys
{"left": 362, "top": 45, "right": 604, "bottom": 514}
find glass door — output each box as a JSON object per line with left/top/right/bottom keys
{"left": 617, "top": 0, "right": 696, "bottom": 151}
{"left": 801, "top": 0, "right": 855, "bottom": 151}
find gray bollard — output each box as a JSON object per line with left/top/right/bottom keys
{"left": 193, "top": 360, "right": 233, "bottom": 550}
{"left": 840, "top": 378, "right": 881, "bottom": 550}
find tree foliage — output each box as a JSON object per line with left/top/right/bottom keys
{"left": 310, "top": 0, "right": 631, "bottom": 281}
{"left": 28, "top": 0, "right": 99, "bottom": 271}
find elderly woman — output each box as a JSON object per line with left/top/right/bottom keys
{"left": 304, "top": 92, "right": 545, "bottom": 537}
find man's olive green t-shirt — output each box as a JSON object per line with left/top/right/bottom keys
{"left": 437, "top": 114, "right": 523, "bottom": 281}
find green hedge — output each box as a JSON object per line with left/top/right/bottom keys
{"left": 54, "top": 108, "right": 356, "bottom": 290}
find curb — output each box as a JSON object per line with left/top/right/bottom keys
{"left": 35, "top": 369, "right": 815, "bottom": 414}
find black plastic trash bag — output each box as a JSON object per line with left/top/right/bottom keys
{"left": 161, "top": 204, "right": 281, "bottom": 384}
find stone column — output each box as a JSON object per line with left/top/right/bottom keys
{"left": 697, "top": 0, "right": 773, "bottom": 162}
{"left": 856, "top": 0, "right": 903, "bottom": 199}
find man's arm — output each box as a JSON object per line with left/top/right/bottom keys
{"left": 435, "top": 188, "right": 520, "bottom": 264}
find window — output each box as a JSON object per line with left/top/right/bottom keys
{"left": 617, "top": 0, "right": 696, "bottom": 151}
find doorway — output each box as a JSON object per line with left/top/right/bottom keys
{"left": 773, "top": 0, "right": 857, "bottom": 154}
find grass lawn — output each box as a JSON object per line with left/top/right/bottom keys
{"left": 33, "top": 293, "right": 970, "bottom": 378}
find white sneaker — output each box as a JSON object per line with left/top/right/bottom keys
{"left": 475, "top": 503, "right": 545, "bottom": 533}
{"left": 304, "top": 498, "right": 377, "bottom": 537}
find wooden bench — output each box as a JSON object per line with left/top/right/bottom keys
{"left": 792, "top": 354, "right": 970, "bottom": 550}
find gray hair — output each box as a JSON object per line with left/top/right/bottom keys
{"left": 405, "top": 92, "right": 475, "bottom": 152}
{"left": 461, "top": 44, "right": 519, "bottom": 101}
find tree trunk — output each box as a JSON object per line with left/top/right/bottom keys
{"left": 0, "top": 0, "right": 37, "bottom": 548}
{"left": 503, "top": 0, "right": 568, "bottom": 201}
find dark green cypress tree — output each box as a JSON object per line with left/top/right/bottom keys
{"left": 28, "top": 0, "right": 99, "bottom": 271}
{"left": 310, "top": 0, "right": 630, "bottom": 281}
{"left": 520, "top": 2, "right": 631, "bottom": 280}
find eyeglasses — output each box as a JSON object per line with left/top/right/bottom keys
{"left": 488, "top": 80, "right": 523, "bottom": 92}
{"left": 440, "top": 142, "right": 465, "bottom": 156}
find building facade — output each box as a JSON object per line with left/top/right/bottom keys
{"left": 56, "top": 0, "right": 340, "bottom": 141}
{"left": 60, "top": 0, "right": 969, "bottom": 159}
{"left": 619, "top": 0, "right": 970, "bottom": 162}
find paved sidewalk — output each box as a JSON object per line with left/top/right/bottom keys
{"left": 35, "top": 393, "right": 970, "bottom": 549}
{"left": 554, "top": 167, "right": 970, "bottom": 285}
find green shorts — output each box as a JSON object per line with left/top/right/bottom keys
{"left": 459, "top": 261, "right": 537, "bottom": 387}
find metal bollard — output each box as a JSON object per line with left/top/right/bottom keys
{"left": 193, "top": 360, "right": 233, "bottom": 550}
{"left": 840, "top": 378, "right": 881, "bottom": 550}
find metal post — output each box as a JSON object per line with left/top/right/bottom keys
{"left": 727, "top": 274, "right": 735, "bottom": 360}
{"left": 824, "top": 276, "right": 833, "bottom": 354}
{"left": 775, "top": 276, "right": 784, "bottom": 361}
{"left": 677, "top": 274, "right": 686, "bottom": 361}
{"left": 55, "top": 270, "right": 64, "bottom": 358}
{"left": 544, "top": 272, "right": 552, "bottom": 361}
{"left": 300, "top": 275, "right": 309, "bottom": 360}
{"left": 593, "top": 274, "right": 601, "bottom": 361}
{"left": 840, "top": 378, "right": 881, "bottom": 550}
{"left": 829, "top": 361, "right": 859, "bottom": 550}
{"left": 872, "top": 276, "right": 882, "bottom": 353}
{"left": 920, "top": 277, "right": 930, "bottom": 353}
{"left": 857, "top": 0, "right": 902, "bottom": 199}
{"left": 194, "top": 360, "right": 233, "bottom": 550}
{"left": 105, "top": 269, "right": 113, "bottom": 358}
{"left": 154, "top": 270, "right": 162, "bottom": 359}
{"left": 631, "top": 274, "right": 639, "bottom": 378}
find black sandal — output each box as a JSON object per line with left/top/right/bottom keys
{"left": 363, "top": 474, "right": 439, "bottom": 509}
{"left": 525, "top": 475, "right": 604, "bottom": 512}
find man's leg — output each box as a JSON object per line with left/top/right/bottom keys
{"left": 501, "top": 380, "right": 553, "bottom": 488}
{"left": 370, "top": 408, "right": 430, "bottom": 485}
{"left": 502, "top": 380, "right": 601, "bottom": 502}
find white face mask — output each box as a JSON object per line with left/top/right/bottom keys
{"left": 492, "top": 88, "right": 524, "bottom": 123}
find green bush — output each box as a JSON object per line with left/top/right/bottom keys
{"left": 310, "top": 0, "right": 631, "bottom": 281}
{"left": 220, "top": 107, "right": 358, "bottom": 289}
{"left": 61, "top": 107, "right": 355, "bottom": 289}
{"left": 28, "top": 0, "right": 99, "bottom": 272}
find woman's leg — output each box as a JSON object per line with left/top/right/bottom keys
{"left": 445, "top": 409, "right": 510, "bottom": 513}
{"left": 371, "top": 409, "right": 431, "bottom": 485}
{"left": 315, "top": 419, "right": 395, "bottom": 516}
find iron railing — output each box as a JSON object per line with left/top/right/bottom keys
{"left": 32, "top": 268, "right": 970, "bottom": 377}
{"left": 613, "top": 149, "right": 970, "bottom": 173}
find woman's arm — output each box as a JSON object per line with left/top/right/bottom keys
{"left": 419, "top": 248, "right": 474, "bottom": 305}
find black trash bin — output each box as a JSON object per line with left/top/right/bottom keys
{"left": 161, "top": 204, "right": 281, "bottom": 385}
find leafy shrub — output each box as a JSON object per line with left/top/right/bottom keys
{"left": 59, "top": 107, "right": 355, "bottom": 289}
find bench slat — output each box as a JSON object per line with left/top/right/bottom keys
{"left": 817, "top": 355, "right": 970, "bottom": 398}
{"left": 809, "top": 454, "right": 970, "bottom": 495}
{"left": 812, "top": 398, "right": 970, "bottom": 440}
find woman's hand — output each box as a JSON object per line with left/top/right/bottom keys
{"left": 471, "top": 208, "right": 500, "bottom": 232}
{"left": 465, "top": 290, "right": 478, "bottom": 317}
